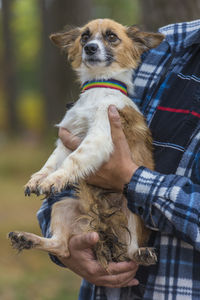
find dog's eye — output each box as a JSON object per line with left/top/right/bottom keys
{"left": 106, "top": 31, "right": 118, "bottom": 43}
{"left": 81, "top": 33, "right": 90, "bottom": 44}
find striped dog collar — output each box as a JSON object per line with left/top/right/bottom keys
{"left": 81, "top": 79, "right": 128, "bottom": 96}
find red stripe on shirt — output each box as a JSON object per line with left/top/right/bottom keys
{"left": 157, "top": 106, "right": 190, "bottom": 114}
{"left": 157, "top": 106, "right": 200, "bottom": 119}
{"left": 191, "top": 111, "right": 200, "bottom": 118}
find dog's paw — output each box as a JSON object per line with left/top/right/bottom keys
{"left": 8, "top": 231, "right": 35, "bottom": 251}
{"left": 38, "top": 169, "right": 69, "bottom": 195}
{"left": 25, "top": 170, "right": 52, "bottom": 196}
{"left": 132, "top": 247, "right": 157, "bottom": 266}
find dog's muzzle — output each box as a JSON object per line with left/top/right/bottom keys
{"left": 83, "top": 41, "right": 107, "bottom": 66}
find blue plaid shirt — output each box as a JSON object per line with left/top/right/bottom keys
{"left": 37, "top": 20, "right": 200, "bottom": 300}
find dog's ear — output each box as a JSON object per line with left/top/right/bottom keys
{"left": 50, "top": 26, "right": 81, "bottom": 51}
{"left": 127, "top": 26, "right": 164, "bottom": 52}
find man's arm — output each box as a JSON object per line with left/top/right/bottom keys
{"left": 126, "top": 166, "right": 200, "bottom": 251}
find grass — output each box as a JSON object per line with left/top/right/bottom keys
{"left": 0, "top": 139, "right": 81, "bottom": 300}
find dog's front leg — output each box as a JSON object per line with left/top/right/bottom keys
{"left": 25, "top": 139, "right": 72, "bottom": 195}
{"left": 38, "top": 113, "right": 113, "bottom": 194}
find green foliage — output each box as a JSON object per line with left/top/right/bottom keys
{"left": 93, "top": 0, "right": 140, "bottom": 25}
{"left": 11, "top": 0, "right": 40, "bottom": 68}
{"left": 0, "top": 7, "right": 3, "bottom": 63}
{"left": 0, "top": 89, "right": 7, "bottom": 130}
{"left": 17, "top": 91, "right": 45, "bottom": 133}
{"left": 7, "top": 0, "right": 44, "bottom": 133}
{"left": 11, "top": 0, "right": 41, "bottom": 92}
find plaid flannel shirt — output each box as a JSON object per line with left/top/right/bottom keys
{"left": 37, "top": 20, "right": 200, "bottom": 300}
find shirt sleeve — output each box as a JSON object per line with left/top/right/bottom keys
{"left": 37, "top": 188, "right": 76, "bottom": 267}
{"left": 126, "top": 166, "right": 200, "bottom": 250}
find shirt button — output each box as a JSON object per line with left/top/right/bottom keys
{"left": 138, "top": 207, "right": 144, "bottom": 215}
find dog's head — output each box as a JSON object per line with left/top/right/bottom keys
{"left": 50, "top": 19, "right": 164, "bottom": 77}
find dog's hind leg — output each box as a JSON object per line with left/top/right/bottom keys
{"left": 125, "top": 208, "right": 157, "bottom": 266}
{"left": 8, "top": 197, "right": 82, "bottom": 258}
{"left": 8, "top": 231, "right": 71, "bottom": 257}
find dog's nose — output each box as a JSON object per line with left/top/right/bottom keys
{"left": 84, "top": 43, "right": 99, "bottom": 56}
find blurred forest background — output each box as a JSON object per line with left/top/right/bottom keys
{"left": 0, "top": 0, "right": 199, "bottom": 299}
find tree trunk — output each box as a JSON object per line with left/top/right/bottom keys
{"left": 2, "top": 0, "right": 18, "bottom": 134}
{"left": 40, "top": 0, "right": 92, "bottom": 129}
{"left": 140, "top": 0, "right": 200, "bottom": 31}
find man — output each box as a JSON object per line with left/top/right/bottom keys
{"left": 38, "top": 19, "right": 200, "bottom": 299}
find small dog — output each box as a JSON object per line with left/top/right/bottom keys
{"left": 9, "top": 19, "right": 163, "bottom": 267}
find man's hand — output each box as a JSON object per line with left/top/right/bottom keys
{"left": 59, "top": 232, "right": 139, "bottom": 287}
{"left": 59, "top": 105, "right": 138, "bottom": 191}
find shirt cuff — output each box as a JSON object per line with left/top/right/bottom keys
{"left": 126, "top": 166, "right": 165, "bottom": 230}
